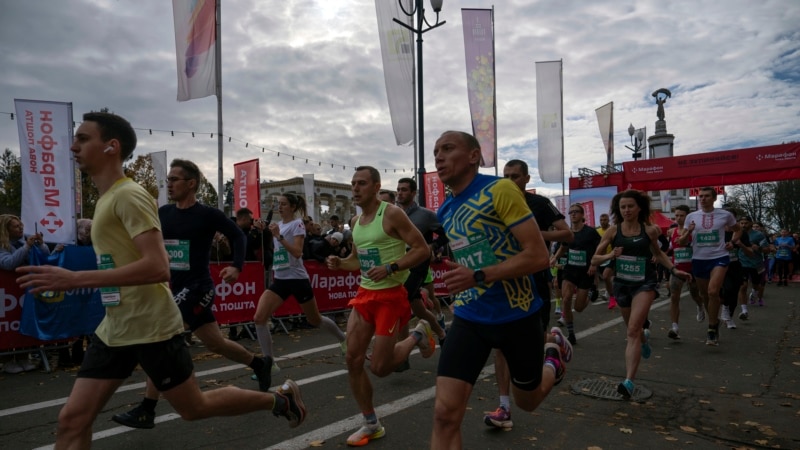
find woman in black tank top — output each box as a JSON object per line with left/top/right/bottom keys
{"left": 591, "top": 190, "right": 691, "bottom": 399}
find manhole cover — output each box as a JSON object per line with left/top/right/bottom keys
{"left": 570, "top": 378, "right": 652, "bottom": 401}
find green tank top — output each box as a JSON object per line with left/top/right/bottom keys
{"left": 353, "top": 201, "right": 409, "bottom": 290}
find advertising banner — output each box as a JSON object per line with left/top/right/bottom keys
{"left": 15, "top": 99, "right": 76, "bottom": 244}
{"left": 424, "top": 172, "right": 446, "bottom": 212}
{"left": 233, "top": 159, "right": 261, "bottom": 219}
{"left": 462, "top": 8, "right": 496, "bottom": 168}
{"left": 535, "top": 61, "right": 564, "bottom": 183}
{"left": 150, "top": 151, "right": 168, "bottom": 207}
{"left": 172, "top": 0, "right": 217, "bottom": 101}
{"left": 595, "top": 102, "right": 614, "bottom": 167}
{"left": 374, "top": 0, "right": 414, "bottom": 145}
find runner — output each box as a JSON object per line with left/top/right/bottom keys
{"left": 326, "top": 166, "right": 433, "bottom": 447}
{"left": 591, "top": 189, "right": 690, "bottom": 398}
{"left": 16, "top": 112, "right": 304, "bottom": 447}
{"left": 253, "top": 192, "right": 347, "bottom": 375}
{"left": 679, "top": 187, "right": 741, "bottom": 346}
{"left": 551, "top": 203, "right": 601, "bottom": 345}
{"left": 111, "top": 159, "right": 277, "bottom": 429}
{"left": 666, "top": 205, "right": 704, "bottom": 339}
{"left": 431, "top": 131, "right": 571, "bottom": 448}
{"left": 736, "top": 216, "right": 770, "bottom": 317}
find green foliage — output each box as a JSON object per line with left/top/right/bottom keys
{"left": 0, "top": 148, "right": 22, "bottom": 215}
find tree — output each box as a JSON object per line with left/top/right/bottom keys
{"left": 770, "top": 180, "right": 800, "bottom": 232}
{"left": 0, "top": 148, "right": 22, "bottom": 215}
{"left": 725, "top": 183, "right": 775, "bottom": 226}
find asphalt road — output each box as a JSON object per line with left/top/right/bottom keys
{"left": 2, "top": 283, "right": 798, "bottom": 449}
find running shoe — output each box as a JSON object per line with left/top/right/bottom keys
{"left": 719, "top": 305, "right": 732, "bottom": 322}
{"left": 544, "top": 343, "right": 566, "bottom": 385}
{"left": 696, "top": 305, "right": 706, "bottom": 322}
{"left": 484, "top": 405, "right": 513, "bottom": 429}
{"left": 437, "top": 313, "right": 446, "bottom": 333}
{"left": 617, "top": 379, "right": 635, "bottom": 399}
{"left": 550, "top": 327, "right": 573, "bottom": 362}
{"left": 726, "top": 319, "right": 737, "bottom": 329}
{"left": 273, "top": 379, "right": 306, "bottom": 428}
{"left": 251, "top": 361, "right": 281, "bottom": 382}
{"left": 557, "top": 316, "right": 566, "bottom": 327}
{"left": 567, "top": 332, "right": 577, "bottom": 346}
{"left": 340, "top": 339, "right": 348, "bottom": 356}
{"left": 554, "top": 298, "right": 562, "bottom": 316}
{"left": 112, "top": 404, "right": 155, "bottom": 429}
{"left": 254, "top": 356, "right": 273, "bottom": 392}
{"left": 608, "top": 296, "right": 617, "bottom": 309}
{"left": 641, "top": 329, "right": 652, "bottom": 359}
{"left": 738, "top": 309, "right": 749, "bottom": 321}
{"left": 589, "top": 286, "right": 600, "bottom": 303}
{"left": 758, "top": 298, "right": 765, "bottom": 306}
{"left": 706, "top": 328, "right": 719, "bottom": 346}
{"left": 347, "top": 420, "right": 385, "bottom": 446}
{"left": 668, "top": 328, "right": 680, "bottom": 340}
{"left": 413, "top": 320, "right": 436, "bottom": 358}
{"left": 749, "top": 290, "right": 757, "bottom": 305}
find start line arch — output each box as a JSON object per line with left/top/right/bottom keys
{"left": 569, "top": 142, "right": 800, "bottom": 193}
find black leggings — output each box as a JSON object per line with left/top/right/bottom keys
{"left": 776, "top": 259, "right": 791, "bottom": 281}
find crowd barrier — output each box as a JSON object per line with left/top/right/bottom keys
{"left": 2, "top": 258, "right": 453, "bottom": 353}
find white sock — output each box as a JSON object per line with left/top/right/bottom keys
{"left": 319, "top": 315, "right": 346, "bottom": 342}
{"left": 255, "top": 324, "right": 273, "bottom": 359}
{"left": 499, "top": 395, "right": 511, "bottom": 410}
{"left": 672, "top": 322, "right": 679, "bottom": 331}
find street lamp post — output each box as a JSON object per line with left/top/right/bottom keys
{"left": 626, "top": 123, "right": 645, "bottom": 161}
{"left": 393, "top": 0, "right": 445, "bottom": 207}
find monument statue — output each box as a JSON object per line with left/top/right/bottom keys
{"left": 652, "top": 88, "right": 672, "bottom": 121}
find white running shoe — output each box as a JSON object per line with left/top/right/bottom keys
{"left": 719, "top": 305, "right": 732, "bottom": 322}
{"left": 696, "top": 305, "right": 706, "bottom": 322}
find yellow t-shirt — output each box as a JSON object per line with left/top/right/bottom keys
{"left": 91, "top": 178, "right": 184, "bottom": 346}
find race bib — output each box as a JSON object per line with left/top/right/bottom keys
{"left": 615, "top": 255, "right": 646, "bottom": 282}
{"left": 450, "top": 233, "right": 498, "bottom": 270}
{"left": 696, "top": 230, "right": 720, "bottom": 247}
{"left": 674, "top": 247, "right": 692, "bottom": 264}
{"left": 272, "top": 247, "right": 290, "bottom": 270}
{"left": 164, "top": 239, "right": 190, "bottom": 271}
{"left": 777, "top": 247, "right": 790, "bottom": 258}
{"left": 357, "top": 248, "right": 382, "bottom": 279}
{"left": 97, "top": 254, "right": 121, "bottom": 307}
{"left": 567, "top": 249, "right": 587, "bottom": 267}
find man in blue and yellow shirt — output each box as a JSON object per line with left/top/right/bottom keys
{"left": 431, "top": 131, "right": 570, "bottom": 449}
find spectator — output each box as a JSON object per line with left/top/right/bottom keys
{"left": 0, "top": 214, "right": 50, "bottom": 271}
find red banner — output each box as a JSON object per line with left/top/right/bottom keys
{"left": 233, "top": 159, "right": 261, "bottom": 219}
{"left": 581, "top": 201, "right": 596, "bottom": 227}
{"left": 424, "top": 172, "right": 446, "bottom": 212}
{"left": 1, "top": 270, "right": 54, "bottom": 350}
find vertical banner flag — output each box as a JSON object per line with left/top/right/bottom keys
{"left": 374, "top": 0, "right": 414, "bottom": 145}
{"left": 424, "top": 172, "right": 446, "bottom": 212}
{"left": 172, "top": 0, "right": 217, "bottom": 101}
{"left": 595, "top": 102, "right": 614, "bottom": 167}
{"left": 303, "top": 174, "right": 315, "bottom": 219}
{"left": 149, "top": 151, "right": 168, "bottom": 207}
{"left": 233, "top": 159, "right": 261, "bottom": 219}
{"left": 535, "top": 61, "right": 564, "bottom": 183}
{"left": 553, "top": 195, "right": 569, "bottom": 216}
{"left": 462, "top": 8, "right": 496, "bottom": 168}
{"left": 660, "top": 190, "right": 671, "bottom": 213}
{"left": 15, "top": 99, "right": 76, "bottom": 244}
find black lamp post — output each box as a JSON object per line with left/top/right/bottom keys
{"left": 626, "top": 123, "right": 645, "bottom": 161}
{"left": 393, "top": 0, "right": 445, "bottom": 207}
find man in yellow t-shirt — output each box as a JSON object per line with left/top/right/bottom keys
{"left": 16, "top": 112, "right": 305, "bottom": 447}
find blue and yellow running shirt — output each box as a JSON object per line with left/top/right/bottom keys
{"left": 437, "top": 174, "right": 542, "bottom": 324}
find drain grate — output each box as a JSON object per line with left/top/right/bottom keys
{"left": 570, "top": 378, "right": 653, "bottom": 401}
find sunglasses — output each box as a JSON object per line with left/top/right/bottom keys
{"left": 568, "top": 210, "right": 582, "bottom": 214}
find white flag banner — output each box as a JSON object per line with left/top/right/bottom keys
{"left": 660, "top": 190, "right": 671, "bottom": 212}
{"left": 15, "top": 99, "right": 76, "bottom": 244}
{"left": 595, "top": 102, "right": 614, "bottom": 167}
{"left": 150, "top": 151, "right": 168, "bottom": 207}
{"left": 374, "top": 0, "right": 414, "bottom": 145}
{"left": 303, "top": 173, "right": 315, "bottom": 219}
{"left": 172, "top": 0, "right": 217, "bottom": 101}
{"left": 535, "top": 61, "right": 564, "bottom": 183}
{"left": 462, "top": 8, "right": 497, "bottom": 168}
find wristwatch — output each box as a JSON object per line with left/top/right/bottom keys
{"left": 278, "top": 235, "right": 285, "bottom": 241}
{"left": 473, "top": 269, "right": 486, "bottom": 284}
{"left": 390, "top": 263, "right": 400, "bottom": 273}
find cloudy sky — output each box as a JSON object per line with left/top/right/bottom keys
{"left": 1, "top": 0, "right": 798, "bottom": 199}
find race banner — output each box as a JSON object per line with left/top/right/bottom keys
{"left": 15, "top": 99, "right": 76, "bottom": 244}
{"left": 303, "top": 173, "right": 315, "bottom": 218}
{"left": 553, "top": 195, "right": 569, "bottom": 216}
{"left": 150, "top": 151, "right": 168, "bottom": 207}
{"left": 595, "top": 102, "right": 614, "bottom": 167}
{"left": 233, "top": 159, "right": 261, "bottom": 219}
{"left": 172, "top": 0, "right": 217, "bottom": 101}
{"left": 374, "top": 0, "right": 414, "bottom": 145}
{"left": 462, "top": 8, "right": 496, "bottom": 168}
{"left": 535, "top": 60, "right": 564, "bottom": 183}
{"left": 424, "top": 172, "right": 446, "bottom": 212}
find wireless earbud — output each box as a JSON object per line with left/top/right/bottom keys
{"left": 104, "top": 146, "right": 114, "bottom": 153}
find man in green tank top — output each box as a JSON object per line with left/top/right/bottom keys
{"left": 326, "top": 166, "right": 432, "bottom": 447}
